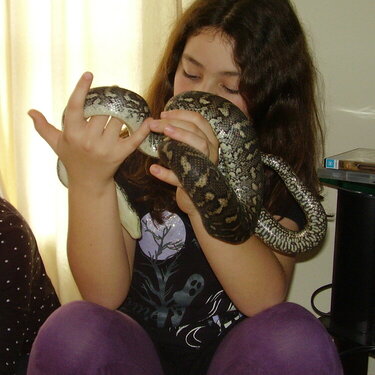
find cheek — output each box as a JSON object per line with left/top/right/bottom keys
{"left": 230, "top": 96, "right": 249, "bottom": 118}
{"left": 173, "top": 70, "right": 188, "bottom": 96}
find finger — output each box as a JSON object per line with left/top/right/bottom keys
{"left": 120, "top": 118, "right": 151, "bottom": 154}
{"left": 161, "top": 109, "right": 218, "bottom": 149}
{"left": 161, "top": 109, "right": 200, "bottom": 121}
{"left": 149, "top": 118, "right": 210, "bottom": 154}
{"left": 64, "top": 72, "right": 94, "bottom": 125}
{"left": 149, "top": 118, "right": 206, "bottom": 138}
{"left": 102, "top": 116, "right": 125, "bottom": 139}
{"left": 165, "top": 124, "right": 211, "bottom": 155}
{"left": 161, "top": 109, "right": 215, "bottom": 139}
{"left": 149, "top": 164, "right": 181, "bottom": 187}
{"left": 150, "top": 119, "right": 217, "bottom": 163}
{"left": 86, "top": 115, "right": 114, "bottom": 137}
{"left": 28, "top": 110, "right": 61, "bottom": 153}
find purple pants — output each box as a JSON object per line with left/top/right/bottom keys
{"left": 27, "top": 301, "right": 343, "bottom": 375}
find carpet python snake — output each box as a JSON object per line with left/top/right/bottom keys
{"left": 57, "top": 86, "right": 327, "bottom": 254}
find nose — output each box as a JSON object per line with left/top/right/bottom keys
{"left": 195, "top": 79, "right": 219, "bottom": 95}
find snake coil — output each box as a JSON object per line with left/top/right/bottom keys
{"left": 57, "top": 86, "right": 327, "bottom": 254}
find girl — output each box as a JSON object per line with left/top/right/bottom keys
{"left": 27, "top": 0, "right": 343, "bottom": 374}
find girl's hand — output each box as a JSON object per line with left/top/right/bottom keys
{"left": 148, "top": 109, "right": 219, "bottom": 215}
{"left": 28, "top": 72, "right": 150, "bottom": 189}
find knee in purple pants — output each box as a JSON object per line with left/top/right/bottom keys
{"left": 28, "top": 301, "right": 343, "bottom": 375}
{"left": 27, "top": 300, "right": 163, "bottom": 375}
{"left": 208, "top": 302, "right": 343, "bottom": 375}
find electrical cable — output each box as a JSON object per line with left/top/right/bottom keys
{"left": 312, "top": 285, "right": 375, "bottom": 360}
{"left": 310, "top": 283, "right": 332, "bottom": 317}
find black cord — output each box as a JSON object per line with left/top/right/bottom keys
{"left": 310, "top": 283, "right": 332, "bottom": 317}
{"left": 311, "top": 285, "right": 375, "bottom": 359}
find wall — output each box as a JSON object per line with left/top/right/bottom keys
{"left": 288, "top": 1, "right": 375, "bottom": 372}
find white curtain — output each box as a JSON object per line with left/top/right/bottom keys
{"left": 0, "top": 0, "right": 193, "bottom": 303}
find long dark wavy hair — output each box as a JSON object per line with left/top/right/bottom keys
{"left": 115, "top": 0, "right": 324, "bottom": 221}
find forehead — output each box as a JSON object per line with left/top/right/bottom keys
{"left": 183, "top": 29, "right": 238, "bottom": 73}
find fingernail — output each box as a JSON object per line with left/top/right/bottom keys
{"left": 82, "top": 71, "right": 93, "bottom": 80}
{"left": 150, "top": 164, "right": 161, "bottom": 175}
{"left": 149, "top": 120, "right": 158, "bottom": 130}
{"left": 164, "top": 125, "right": 175, "bottom": 133}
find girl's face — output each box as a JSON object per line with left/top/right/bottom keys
{"left": 173, "top": 28, "right": 248, "bottom": 117}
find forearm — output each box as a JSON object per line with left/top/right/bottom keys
{"left": 189, "top": 212, "right": 290, "bottom": 317}
{"left": 67, "top": 179, "right": 133, "bottom": 309}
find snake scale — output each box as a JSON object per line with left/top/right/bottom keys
{"left": 57, "top": 86, "right": 327, "bottom": 254}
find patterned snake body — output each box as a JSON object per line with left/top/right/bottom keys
{"left": 57, "top": 86, "right": 327, "bottom": 254}
{"left": 258, "top": 154, "right": 327, "bottom": 253}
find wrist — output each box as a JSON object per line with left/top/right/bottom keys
{"left": 67, "top": 176, "right": 116, "bottom": 197}
{"left": 187, "top": 208, "right": 203, "bottom": 227}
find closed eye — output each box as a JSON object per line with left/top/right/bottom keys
{"left": 223, "top": 86, "right": 240, "bottom": 95}
{"left": 183, "top": 70, "right": 200, "bottom": 80}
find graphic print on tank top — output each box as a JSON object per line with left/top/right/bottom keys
{"left": 137, "top": 211, "right": 205, "bottom": 329}
{"left": 123, "top": 210, "right": 243, "bottom": 349}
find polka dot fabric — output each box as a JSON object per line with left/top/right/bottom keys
{"left": 0, "top": 198, "right": 60, "bottom": 374}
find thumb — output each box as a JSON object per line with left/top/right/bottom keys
{"left": 28, "top": 109, "right": 61, "bottom": 154}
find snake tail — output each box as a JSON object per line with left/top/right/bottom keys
{"left": 254, "top": 153, "right": 328, "bottom": 254}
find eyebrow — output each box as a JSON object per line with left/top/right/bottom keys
{"left": 182, "top": 53, "right": 240, "bottom": 77}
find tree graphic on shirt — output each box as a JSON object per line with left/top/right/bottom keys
{"left": 134, "top": 216, "right": 203, "bottom": 328}
{"left": 143, "top": 220, "right": 184, "bottom": 259}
